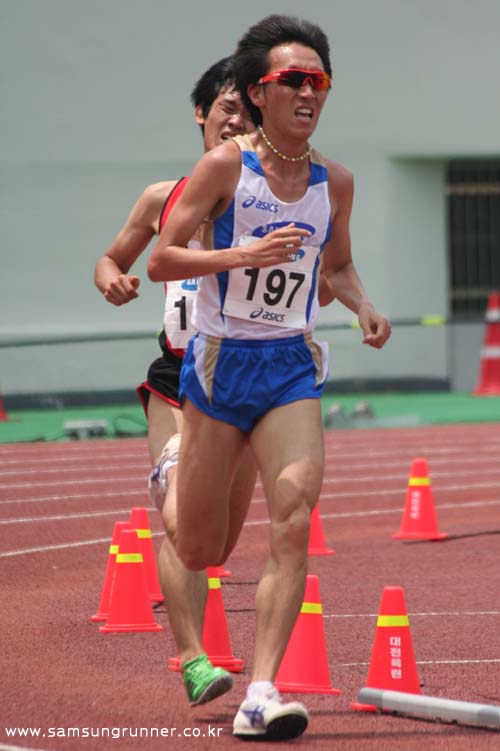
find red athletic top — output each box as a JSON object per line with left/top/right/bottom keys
{"left": 159, "top": 176, "right": 189, "bottom": 232}
{"left": 158, "top": 177, "right": 192, "bottom": 357}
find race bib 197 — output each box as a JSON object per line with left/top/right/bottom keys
{"left": 222, "top": 235, "right": 318, "bottom": 329}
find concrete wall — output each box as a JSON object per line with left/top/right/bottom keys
{"left": 1, "top": 0, "right": 499, "bottom": 399}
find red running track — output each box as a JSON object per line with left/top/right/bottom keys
{"left": 1, "top": 423, "right": 500, "bottom": 751}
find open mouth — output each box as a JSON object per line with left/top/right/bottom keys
{"left": 295, "top": 107, "right": 314, "bottom": 120}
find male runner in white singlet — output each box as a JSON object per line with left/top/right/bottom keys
{"left": 148, "top": 15, "right": 391, "bottom": 741}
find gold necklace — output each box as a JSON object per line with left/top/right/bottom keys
{"left": 258, "top": 125, "right": 311, "bottom": 163}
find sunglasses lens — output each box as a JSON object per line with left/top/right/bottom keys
{"left": 260, "top": 69, "right": 331, "bottom": 91}
{"left": 315, "top": 73, "right": 331, "bottom": 91}
{"left": 278, "top": 70, "right": 330, "bottom": 91}
{"left": 280, "top": 71, "right": 308, "bottom": 88}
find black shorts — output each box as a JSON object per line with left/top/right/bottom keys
{"left": 136, "top": 331, "right": 183, "bottom": 414}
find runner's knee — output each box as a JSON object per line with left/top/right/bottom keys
{"left": 176, "top": 538, "right": 226, "bottom": 572}
{"left": 269, "top": 493, "right": 312, "bottom": 561}
{"left": 148, "top": 433, "right": 181, "bottom": 512}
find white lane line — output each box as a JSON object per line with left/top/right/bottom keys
{"left": 326, "top": 611, "right": 500, "bottom": 619}
{"left": 0, "top": 490, "right": 146, "bottom": 506}
{"left": 317, "top": 497, "right": 500, "bottom": 519}
{"left": 317, "top": 482, "right": 500, "bottom": 501}
{"left": 245, "top": 497, "right": 500, "bottom": 526}
{"left": 326, "top": 497, "right": 500, "bottom": 518}
{"left": 0, "top": 477, "right": 147, "bottom": 490}
{"left": 416, "top": 658, "right": 500, "bottom": 665}
{"left": 324, "top": 456, "right": 500, "bottom": 475}
{"left": 0, "top": 508, "right": 134, "bottom": 525}
{"left": 0, "top": 531, "right": 165, "bottom": 558}
{"left": 0, "top": 452, "right": 147, "bottom": 467}
{"left": 4, "top": 439, "right": 500, "bottom": 464}
{"left": 3, "top": 496, "right": 500, "bottom": 528}
{"left": 342, "top": 658, "right": 500, "bottom": 667}
{"left": 0, "top": 464, "right": 147, "bottom": 478}
{"left": 322, "top": 468, "right": 500, "bottom": 484}
{"left": 3, "top": 475, "right": 500, "bottom": 498}
{"left": 324, "top": 443, "right": 500, "bottom": 460}
{"left": 5, "top": 461, "right": 498, "bottom": 484}
{"left": 0, "top": 538, "right": 110, "bottom": 557}
{"left": 2, "top": 440, "right": 500, "bottom": 471}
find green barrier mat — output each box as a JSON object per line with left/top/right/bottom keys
{"left": 1, "top": 392, "right": 500, "bottom": 444}
{"left": 0, "top": 404, "right": 148, "bottom": 444}
{"left": 321, "top": 392, "right": 500, "bottom": 430}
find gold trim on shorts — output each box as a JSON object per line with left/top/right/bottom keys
{"left": 305, "top": 333, "right": 325, "bottom": 386}
{"left": 202, "top": 335, "right": 222, "bottom": 404}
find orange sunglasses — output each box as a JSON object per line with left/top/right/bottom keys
{"left": 258, "top": 68, "right": 332, "bottom": 92}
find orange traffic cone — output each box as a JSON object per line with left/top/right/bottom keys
{"left": 168, "top": 568, "right": 244, "bottom": 672}
{"left": 351, "top": 586, "right": 421, "bottom": 711}
{"left": 100, "top": 529, "right": 164, "bottom": 633}
{"left": 90, "top": 520, "right": 131, "bottom": 622}
{"left": 474, "top": 291, "right": 500, "bottom": 395}
{"left": 308, "top": 505, "right": 335, "bottom": 556}
{"left": 275, "top": 574, "right": 341, "bottom": 695}
{"left": 129, "top": 507, "right": 164, "bottom": 603}
{"left": 210, "top": 565, "right": 231, "bottom": 578}
{"left": 0, "top": 390, "right": 7, "bottom": 422}
{"left": 392, "top": 458, "right": 448, "bottom": 541}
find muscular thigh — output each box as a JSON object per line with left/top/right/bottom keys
{"left": 173, "top": 400, "right": 248, "bottom": 565}
{"left": 223, "top": 442, "right": 258, "bottom": 558}
{"left": 250, "top": 399, "right": 324, "bottom": 518}
{"left": 177, "top": 399, "right": 247, "bottom": 510}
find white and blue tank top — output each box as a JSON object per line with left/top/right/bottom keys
{"left": 192, "top": 133, "right": 332, "bottom": 340}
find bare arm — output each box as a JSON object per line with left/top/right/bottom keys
{"left": 322, "top": 162, "right": 391, "bottom": 348}
{"left": 318, "top": 270, "right": 335, "bottom": 307}
{"left": 94, "top": 181, "right": 175, "bottom": 306}
{"left": 147, "top": 143, "right": 309, "bottom": 283}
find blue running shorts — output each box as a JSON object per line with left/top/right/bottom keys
{"left": 179, "top": 333, "right": 329, "bottom": 432}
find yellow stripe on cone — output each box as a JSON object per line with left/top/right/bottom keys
{"left": 301, "top": 602, "right": 323, "bottom": 615}
{"left": 116, "top": 553, "right": 143, "bottom": 563}
{"left": 377, "top": 615, "right": 409, "bottom": 627}
{"left": 136, "top": 528, "right": 152, "bottom": 539}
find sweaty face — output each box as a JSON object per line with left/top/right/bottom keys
{"left": 198, "top": 86, "right": 254, "bottom": 151}
{"left": 258, "top": 42, "right": 329, "bottom": 138}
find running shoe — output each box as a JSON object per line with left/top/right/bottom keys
{"left": 232, "top": 685, "right": 308, "bottom": 739}
{"left": 147, "top": 433, "right": 181, "bottom": 510}
{"left": 182, "top": 653, "right": 233, "bottom": 706}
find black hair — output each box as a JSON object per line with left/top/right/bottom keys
{"left": 190, "top": 56, "right": 235, "bottom": 132}
{"left": 232, "top": 14, "right": 332, "bottom": 126}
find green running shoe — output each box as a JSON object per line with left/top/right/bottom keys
{"left": 182, "top": 653, "right": 233, "bottom": 706}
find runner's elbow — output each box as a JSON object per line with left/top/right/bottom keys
{"left": 147, "top": 253, "right": 163, "bottom": 282}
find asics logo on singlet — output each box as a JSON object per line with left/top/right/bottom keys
{"left": 242, "top": 195, "right": 279, "bottom": 213}
{"left": 181, "top": 278, "right": 198, "bottom": 291}
{"left": 250, "top": 307, "right": 286, "bottom": 323}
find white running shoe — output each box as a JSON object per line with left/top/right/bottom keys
{"left": 147, "top": 433, "right": 181, "bottom": 511}
{"left": 233, "top": 686, "right": 308, "bottom": 740}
